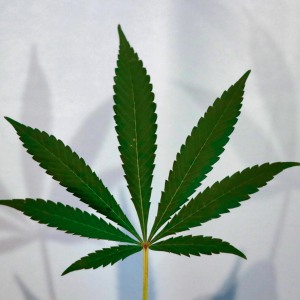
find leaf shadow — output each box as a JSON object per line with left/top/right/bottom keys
{"left": 0, "top": 180, "right": 30, "bottom": 233}
{"left": 1, "top": 44, "right": 157, "bottom": 300}
{"left": 245, "top": 8, "right": 298, "bottom": 160}
{"left": 193, "top": 258, "right": 242, "bottom": 300}
{"left": 176, "top": 1, "right": 242, "bottom": 63}
{"left": 48, "top": 97, "right": 118, "bottom": 210}
{"left": 177, "top": 4, "right": 298, "bottom": 300}
{"left": 20, "top": 45, "right": 52, "bottom": 198}
{"left": 15, "top": 274, "right": 41, "bottom": 300}
{"left": 235, "top": 260, "right": 278, "bottom": 300}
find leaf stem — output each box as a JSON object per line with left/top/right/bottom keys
{"left": 143, "top": 242, "right": 149, "bottom": 300}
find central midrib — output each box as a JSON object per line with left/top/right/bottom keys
{"left": 128, "top": 54, "right": 146, "bottom": 240}
{"left": 28, "top": 201, "right": 134, "bottom": 242}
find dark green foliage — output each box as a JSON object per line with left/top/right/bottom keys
{"left": 0, "top": 199, "right": 139, "bottom": 244}
{"left": 148, "top": 70, "right": 250, "bottom": 242}
{"left": 61, "top": 244, "right": 142, "bottom": 276}
{"left": 113, "top": 25, "right": 157, "bottom": 240}
{"left": 149, "top": 235, "right": 246, "bottom": 259}
{"left": 4, "top": 117, "right": 141, "bottom": 243}
{"left": 150, "top": 162, "right": 300, "bottom": 243}
{"left": 0, "top": 25, "right": 299, "bottom": 277}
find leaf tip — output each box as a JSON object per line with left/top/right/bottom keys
{"left": 242, "top": 70, "right": 251, "bottom": 82}
{"left": 4, "top": 116, "right": 14, "bottom": 125}
{"left": 3, "top": 116, "right": 24, "bottom": 132}
{"left": 117, "top": 24, "right": 127, "bottom": 44}
{"left": 239, "top": 252, "right": 247, "bottom": 260}
{"left": 61, "top": 267, "right": 73, "bottom": 276}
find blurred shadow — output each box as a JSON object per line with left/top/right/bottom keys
{"left": 235, "top": 261, "right": 277, "bottom": 300}
{"left": 210, "top": 259, "right": 241, "bottom": 300}
{"left": 246, "top": 10, "right": 297, "bottom": 159}
{"left": 176, "top": 1, "right": 241, "bottom": 64}
{"left": 20, "top": 45, "right": 52, "bottom": 198}
{"left": 15, "top": 274, "right": 40, "bottom": 300}
{"left": 193, "top": 258, "right": 242, "bottom": 300}
{"left": 176, "top": 3, "right": 299, "bottom": 300}
{"left": 48, "top": 98, "right": 119, "bottom": 209}
{"left": 67, "top": 99, "right": 113, "bottom": 166}
{"left": 2, "top": 44, "right": 158, "bottom": 300}
{"left": 0, "top": 180, "right": 29, "bottom": 229}
{"left": 18, "top": 45, "right": 56, "bottom": 300}
{"left": 246, "top": 4, "right": 299, "bottom": 260}
{"left": 0, "top": 235, "right": 34, "bottom": 254}
{"left": 0, "top": 179, "right": 10, "bottom": 199}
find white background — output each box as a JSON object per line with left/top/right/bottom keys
{"left": 0, "top": 1, "right": 300, "bottom": 299}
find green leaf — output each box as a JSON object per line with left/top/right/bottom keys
{"left": 149, "top": 235, "right": 246, "bottom": 259}
{"left": 151, "top": 162, "right": 300, "bottom": 243}
{"left": 62, "top": 244, "right": 142, "bottom": 276}
{"left": 0, "top": 199, "right": 139, "bottom": 244}
{"left": 4, "top": 117, "right": 142, "bottom": 243}
{"left": 148, "top": 71, "right": 251, "bottom": 241}
{"left": 113, "top": 25, "right": 157, "bottom": 240}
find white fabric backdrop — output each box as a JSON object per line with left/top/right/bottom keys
{"left": 0, "top": 1, "right": 300, "bottom": 299}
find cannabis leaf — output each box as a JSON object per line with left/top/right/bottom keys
{"left": 0, "top": 199, "right": 138, "bottom": 244}
{"left": 3, "top": 116, "right": 141, "bottom": 243}
{"left": 1, "top": 24, "right": 299, "bottom": 299}
{"left": 61, "top": 244, "right": 142, "bottom": 276}
{"left": 113, "top": 25, "right": 157, "bottom": 241}
{"left": 148, "top": 70, "right": 250, "bottom": 242}
{"left": 150, "top": 162, "right": 299, "bottom": 243}
{"left": 150, "top": 235, "right": 246, "bottom": 259}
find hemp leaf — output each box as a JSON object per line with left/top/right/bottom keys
{"left": 1, "top": 25, "right": 299, "bottom": 299}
